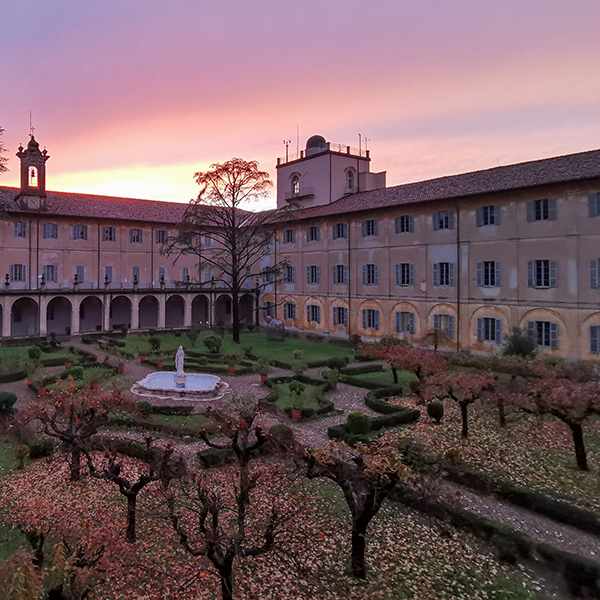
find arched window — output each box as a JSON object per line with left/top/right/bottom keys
{"left": 29, "top": 166, "right": 38, "bottom": 187}
{"left": 346, "top": 169, "right": 354, "bottom": 192}
{"left": 291, "top": 175, "right": 300, "bottom": 196}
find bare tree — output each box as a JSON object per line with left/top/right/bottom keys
{"left": 164, "top": 158, "right": 293, "bottom": 343}
{"left": 0, "top": 126, "right": 8, "bottom": 175}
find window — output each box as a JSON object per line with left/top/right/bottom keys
{"left": 333, "top": 264, "right": 348, "bottom": 285}
{"left": 307, "top": 226, "right": 320, "bottom": 242}
{"left": 264, "top": 301, "right": 274, "bottom": 318}
{"left": 75, "top": 266, "right": 84, "bottom": 284}
{"left": 204, "top": 268, "right": 212, "bottom": 282}
{"left": 590, "top": 325, "right": 600, "bottom": 353}
{"left": 433, "top": 314, "right": 454, "bottom": 337}
{"left": 362, "top": 219, "right": 378, "bottom": 237}
{"left": 72, "top": 225, "right": 88, "bottom": 241}
{"left": 362, "top": 264, "right": 379, "bottom": 286}
{"left": 332, "top": 223, "right": 348, "bottom": 239}
{"left": 283, "top": 229, "right": 295, "bottom": 244}
{"left": 262, "top": 271, "right": 274, "bottom": 284}
{"left": 526, "top": 198, "right": 557, "bottom": 222}
{"left": 476, "top": 205, "right": 501, "bottom": 227}
{"left": 395, "top": 215, "right": 414, "bottom": 234}
{"left": 105, "top": 266, "right": 113, "bottom": 284}
{"left": 14, "top": 221, "right": 27, "bottom": 238}
{"left": 158, "top": 266, "right": 165, "bottom": 282}
{"left": 527, "top": 260, "right": 557, "bottom": 288}
{"left": 283, "top": 302, "right": 296, "bottom": 320}
{"left": 590, "top": 259, "right": 600, "bottom": 289}
{"left": 528, "top": 320, "right": 558, "bottom": 348}
{"left": 395, "top": 263, "right": 414, "bottom": 286}
{"left": 433, "top": 262, "right": 455, "bottom": 286}
{"left": 432, "top": 211, "right": 455, "bottom": 231}
{"left": 43, "top": 264, "right": 58, "bottom": 283}
{"left": 43, "top": 223, "right": 58, "bottom": 239}
{"left": 477, "top": 317, "right": 503, "bottom": 342}
{"left": 362, "top": 309, "right": 380, "bottom": 330}
{"left": 345, "top": 169, "right": 355, "bottom": 192}
{"left": 333, "top": 306, "right": 348, "bottom": 326}
{"left": 283, "top": 266, "right": 295, "bottom": 283}
{"left": 476, "top": 261, "right": 502, "bottom": 287}
{"left": 203, "top": 234, "right": 212, "bottom": 247}
{"left": 588, "top": 193, "right": 600, "bottom": 217}
{"left": 396, "top": 312, "right": 415, "bottom": 334}
{"left": 307, "top": 304, "right": 321, "bottom": 323}
{"left": 129, "top": 266, "right": 139, "bottom": 284}
{"left": 9, "top": 264, "right": 26, "bottom": 282}
{"left": 306, "top": 265, "right": 320, "bottom": 285}
{"left": 182, "top": 267, "right": 189, "bottom": 282}
{"left": 130, "top": 228, "right": 143, "bottom": 243}
{"left": 102, "top": 227, "right": 116, "bottom": 242}
{"left": 291, "top": 175, "right": 300, "bottom": 196}
{"left": 155, "top": 230, "right": 169, "bottom": 244}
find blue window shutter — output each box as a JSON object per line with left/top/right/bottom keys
{"left": 374, "top": 265, "right": 379, "bottom": 285}
{"left": 494, "top": 205, "right": 502, "bottom": 225}
{"left": 332, "top": 266, "right": 338, "bottom": 285}
{"left": 333, "top": 308, "right": 338, "bottom": 326}
{"left": 76, "top": 266, "right": 84, "bottom": 283}
{"left": 591, "top": 326, "right": 599, "bottom": 353}
{"left": 316, "top": 266, "right": 320, "bottom": 284}
{"left": 448, "top": 211, "right": 455, "bottom": 230}
{"left": 395, "top": 312, "right": 400, "bottom": 332}
{"left": 395, "top": 264, "right": 400, "bottom": 285}
{"left": 22, "top": 265, "right": 26, "bottom": 282}
{"left": 527, "top": 262, "right": 534, "bottom": 287}
{"left": 42, "top": 265, "right": 47, "bottom": 281}
{"left": 13, "top": 222, "right": 18, "bottom": 236}
{"left": 374, "top": 220, "right": 379, "bottom": 235}
{"left": 495, "top": 262, "right": 502, "bottom": 287}
{"left": 53, "top": 223, "right": 58, "bottom": 238}
{"left": 307, "top": 305, "right": 311, "bottom": 322}
{"left": 434, "top": 314, "right": 440, "bottom": 330}
{"left": 591, "top": 260, "right": 599, "bottom": 289}
{"left": 316, "top": 227, "right": 320, "bottom": 241}
{"left": 433, "top": 263, "right": 439, "bottom": 286}
{"left": 332, "top": 225, "right": 338, "bottom": 239}
{"left": 130, "top": 229, "right": 133, "bottom": 243}
{"left": 408, "top": 216, "right": 414, "bottom": 233}
{"left": 496, "top": 319, "right": 503, "bottom": 343}
{"left": 374, "top": 311, "right": 380, "bottom": 330}
{"left": 548, "top": 198, "right": 557, "bottom": 221}
{"left": 432, "top": 213, "right": 439, "bottom": 231}
{"left": 409, "top": 312, "right": 415, "bottom": 334}
{"left": 527, "top": 320, "right": 535, "bottom": 335}
{"left": 316, "top": 306, "right": 321, "bottom": 323}
{"left": 394, "top": 217, "right": 400, "bottom": 234}
{"left": 476, "top": 262, "right": 482, "bottom": 287}
{"left": 9, "top": 264, "right": 14, "bottom": 281}
{"left": 526, "top": 201, "right": 534, "bottom": 222}
{"left": 476, "top": 207, "right": 483, "bottom": 227}
{"left": 477, "top": 318, "right": 483, "bottom": 341}
{"left": 362, "top": 310, "right": 367, "bottom": 329}
{"left": 448, "top": 316, "right": 454, "bottom": 338}
{"left": 306, "top": 266, "right": 310, "bottom": 283}
{"left": 550, "top": 261, "right": 558, "bottom": 288}
{"left": 589, "top": 194, "right": 599, "bottom": 218}
{"left": 362, "top": 265, "right": 367, "bottom": 285}
{"left": 449, "top": 263, "right": 455, "bottom": 286}
{"left": 291, "top": 267, "right": 295, "bottom": 283}
{"left": 409, "top": 264, "right": 414, "bottom": 285}
{"left": 550, "top": 322, "right": 559, "bottom": 349}
{"left": 361, "top": 221, "right": 367, "bottom": 237}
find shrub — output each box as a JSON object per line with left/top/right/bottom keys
{"left": 137, "top": 401, "right": 153, "bottom": 417}
{"left": 269, "top": 424, "right": 295, "bottom": 443}
{"left": 27, "top": 346, "right": 41, "bottom": 362}
{"left": 0, "top": 392, "right": 18, "bottom": 415}
{"left": 196, "top": 356, "right": 208, "bottom": 366}
{"left": 203, "top": 335, "right": 223, "bottom": 354}
{"left": 348, "top": 334, "right": 363, "bottom": 349}
{"left": 502, "top": 326, "right": 537, "bottom": 358}
{"left": 242, "top": 345, "right": 253, "bottom": 355}
{"left": 292, "top": 349, "right": 303, "bottom": 360}
{"left": 120, "top": 324, "right": 129, "bottom": 338}
{"left": 427, "top": 401, "right": 444, "bottom": 424}
{"left": 186, "top": 328, "right": 200, "bottom": 348}
{"left": 149, "top": 328, "right": 157, "bottom": 337}
{"left": 289, "top": 380, "right": 305, "bottom": 397}
{"left": 27, "top": 438, "right": 54, "bottom": 459}
{"left": 149, "top": 336, "right": 161, "bottom": 353}
{"left": 347, "top": 412, "right": 370, "bottom": 434}
{"left": 327, "top": 356, "right": 348, "bottom": 370}
{"left": 292, "top": 361, "right": 307, "bottom": 376}
{"left": 69, "top": 366, "right": 84, "bottom": 380}
{"left": 197, "top": 447, "right": 236, "bottom": 468}
{"left": 247, "top": 323, "right": 256, "bottom": 333}
{"left": 14, "top": 444, "right": 29, "bottom": 469}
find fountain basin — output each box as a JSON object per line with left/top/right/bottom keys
{"left": 132, "top": 371, "right": 226, "bottom": 399}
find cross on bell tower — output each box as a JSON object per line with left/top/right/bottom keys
{"left": 15, "top": 135, "right": 50, "bottom": 210}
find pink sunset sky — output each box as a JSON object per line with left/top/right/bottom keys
{"left": 2, "top": 0, "right": 600, "bottom": 208}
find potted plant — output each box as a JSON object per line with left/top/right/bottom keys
{"left": 324, "top": 368, "right": 340, "bottom": 390}
{"left": 139, "top": 352, "right": 146, "bottom": 363}
{"left": 37, "top": 387, "right": 47, "bottom": 396}
{"left": 256, "top": 359, "right": 270, "bottom": 383}
{"left": 91, "top": 380, "right": 100, "bottom": 390}
{"left": 64, "top": 362, "right": 72, "bottom": 369}
{"left": 288, "top": 380, "right": 305, "bottom": 420}
{"left": 226, "top": 354, "right": 237, "bottom": 374}
{"left": 118, "top": 363, "right": 125, "bottom": 374}
{"left": 103, "top": 355, "right": 110, "bottom": 365}
{"left": 291, "top": 409, "right": 302, "bottom": 420}
{"left": 157, "top": 360, "right": 164, "bottom": 369}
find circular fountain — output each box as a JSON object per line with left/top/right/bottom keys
{"left": 131, "top": 346, "right": 229, "bottom": 401}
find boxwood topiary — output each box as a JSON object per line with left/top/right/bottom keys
{"left": 347, "top": 412, "right": 371, "bottom": 434}
{"left": 0, "top": 392, "right": 18, "bottom": 415}
{"left": 427, "top": 401, "right": 444, "bottom": 424}
{"left": 137, "top": 401, "right": 153, "bottom": 417}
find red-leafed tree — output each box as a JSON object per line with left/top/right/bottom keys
{"left": 300, "top": 434, "right": 410, "bottom": 579}
{"left": 375, "top": 344, "right": 448, "bottom": 389}
{"left": 18, "top": 382, "right": 132, "bottom": 481}
{"left": 424, "top": 372, "right": 496, "bottom": 437}
{"left": 514, "top": 379, "right": 600, "bottom": 470}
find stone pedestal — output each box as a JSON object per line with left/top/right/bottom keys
{"left": 174, "top": 373, "right": 187, "bottom": 389}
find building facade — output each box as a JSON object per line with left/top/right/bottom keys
{"left": 266, "top": 135, "right": 600, "bottom": 360}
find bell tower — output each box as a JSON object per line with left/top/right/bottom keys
{"left": 15, "top": 136, "right": 49, "bottom": 210}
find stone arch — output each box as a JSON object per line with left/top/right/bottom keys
{"left": 519, "top": 308, "right": 567, "bottom": 354}
{"left": 280, "top": 295, "right": 299, "bottom": 325}
{"left": 390, "top": 301, "right": 420, "bottom": 340}
{"left": 109, "top": 296, "right": 132, "bottom": 331}
{"left": 427, "top": 303, "right": 458, "bottom": 349}
{"left": 303, "top": 296, "right": 324, "bottom": 330}
{"left": 46, "top": 296, "right": 73, "bottom": 336}
{"left": 215, "top": 294, "right": 232, "bottom": 325}
{"left": 165, "top": 295, "right": 185, "bottom": 329}
{"left": 260, "top": 294, "right": 275, "bottom": 324}
{"left": 357, "top": 299, "right": 384, "bottom": 337}
{"left": 139, "top": 295, "right": 159, "bottom": 330}
{"left": 470, "top": 306, "right": 509, "bottom": 350}
{"left": 239, "top": 293, "right": 254, "bottom": 324}
{"left": 79, "top": 296, "right": 103, "bottom": 332}
{"left": 581, "top": 311, "right": 600, "bottom": 359}
{"left": 11, "top": 297, "right": 39, "bottom": 337}
{"left": 191, "top": 295, "right": 209, "bottom": 326}
{"left": 329, "top": 297, "right": 350, "bottom": 332}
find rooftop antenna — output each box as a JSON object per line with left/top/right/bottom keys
{"left": 29, "top": 111, "right": 35, "bottom": 138}
{"left": 358, "top": 133, "right": 361, "bottom": 155}
{"left": 364, "top": 137, "right": 370, "bottom": 154}
{"left": 283, "top": 139, "right": 291, "bottom": 162}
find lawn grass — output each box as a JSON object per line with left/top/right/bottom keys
{"left": 148, "top": 413, "right": 211, "bottom": 432}
{"left": 275, "top": 383, "right": 323, "bottom": 412}
{"left": 118, "top": 332, "right": 354, "bottom": 365}
{"left": 350, "top": 369, "right": 415, "bottom": 387}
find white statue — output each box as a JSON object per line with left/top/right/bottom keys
{"left": 175, "top": 346, "right": 185, "bottom": 374}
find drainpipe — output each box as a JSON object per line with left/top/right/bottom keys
{"left": 455, "top": 204, "right": 461, "bottom": 352}
{"left": 347, "top": 218, "right": 352, "bottom": 336}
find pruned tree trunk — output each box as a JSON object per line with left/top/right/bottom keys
{"left": 460, "top": 402, "right": 469, "bottom": 438}
{"left": 126, "top": 495, "right": 137, "bottom": 543}
{"left": 569, "top": 422, "right": 588, "bottom": 470}
{"left": 498, "top": 397, "right": 506, "bottom": 428}
{"left": 69, "top": 447, "right": 82, "bottom": 481}
{"left": 218, "top": 558, "right": 235, "bottom": 600}
{"left": 232, "top": 287, "right": 240, "bottom": 344}
{"left": 351, "top": 520, "right": 368, "bottom": 579}
{"left": 391, "top": 368, "right": 398, "bottom": 384}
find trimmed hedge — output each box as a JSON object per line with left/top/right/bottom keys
{"left": 261, "top": 375, "right": 335, "bottom": 418}
{"left": 340, "top": 363, "right": 384, "bottom": 376}
{"left": 364, "top": 387, "right": 411, "bottom": 413}
{"left": 0, "top": 370, "right": 26, "bottom": 383}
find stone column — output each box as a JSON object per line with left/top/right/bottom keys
{"left": 183, "top": 294, "right": 192, "bottom": 328}
{"left": 71, "top": 297, "right": 80, "bottom": 335}
{"left": 131, "top": 295, "right": 140, "bottom": 331}
{"left": 157, "top": 295, "right": 166, "bottom": 329}
{"left": 39, "top": 298, "right": 47, "bottom": 336}
{"left": 1, "top": 298, "right": 11, "bottom": 337}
